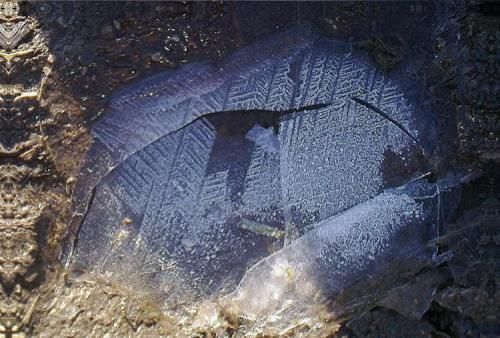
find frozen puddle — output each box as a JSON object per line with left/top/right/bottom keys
{"left": 65, "top": 26, "right": 457, "bottom": 317}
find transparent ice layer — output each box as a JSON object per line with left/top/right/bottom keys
{"left": 66, "top": 26, "right": 454, "bottom": 308}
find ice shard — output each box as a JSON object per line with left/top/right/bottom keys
{"left": 228, "top": 177, "right": 461, "bottom": 318}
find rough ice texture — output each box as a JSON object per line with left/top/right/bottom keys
{"left": 70, "top": 26, "right": 438, "bottom": 303}
{"left": 231, "top": 179, "right": 442, "bottom": 317}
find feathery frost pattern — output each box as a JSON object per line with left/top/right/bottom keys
{"left": 72, "top": 27, "right": 442, "bottom": 303}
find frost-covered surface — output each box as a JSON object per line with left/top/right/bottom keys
{"left": 246, "top": 124, "right": 280, "bottom": 154}
{"left": 70, "top": 26, "right": 439, "bottom": 303}
{"left": 229, "top": 179, "right": 442, "bottom": 317}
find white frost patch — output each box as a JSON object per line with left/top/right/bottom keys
{"left": 246, "top": 124, "right": 280, "bottom": 154}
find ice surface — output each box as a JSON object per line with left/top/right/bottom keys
{"left": 246, "top": 124, "right": 280, "bottom": 154}
{"left": 68, "top": 26, "right": 443, "bottom": 303}
{"left": 229, "top": 178, "right": 456, "bottom": 317}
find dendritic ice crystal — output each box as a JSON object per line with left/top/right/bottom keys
{"left": 0, "top": 1, "right": 495, "bottom": 337}
{"left": 70, "top": 26, "right": 452, "bottom": 313}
